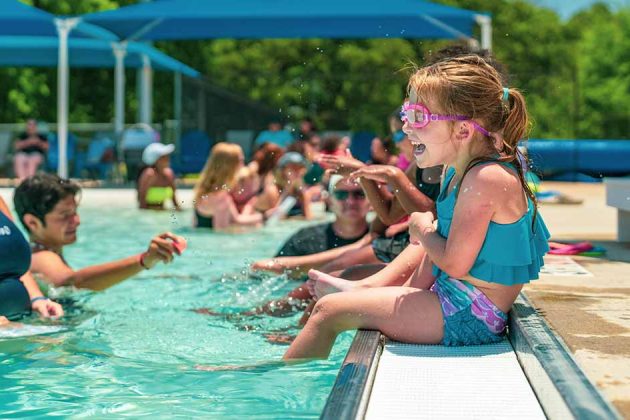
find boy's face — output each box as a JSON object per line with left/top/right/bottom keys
{"left": 34, "top": 195, "right": 81, "bottom": 246}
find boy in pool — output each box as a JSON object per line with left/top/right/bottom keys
{"left": 13, "top": 174, "right": 186, "bottom": 291}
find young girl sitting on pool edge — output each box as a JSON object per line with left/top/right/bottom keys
{"left": 283, "top": 54, "right": 550, "bottom": 360}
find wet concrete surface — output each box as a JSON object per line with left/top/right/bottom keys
{"left": 526, "top": 181, "right": 629, "bottom": 418}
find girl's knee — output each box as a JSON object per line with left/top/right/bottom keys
{"left": 310, "top": 295, "right": 343, "bottom": 324}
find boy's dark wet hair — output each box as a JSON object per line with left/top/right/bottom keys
{"left": 13, "top": 173, "right": 80, "bottom": 231}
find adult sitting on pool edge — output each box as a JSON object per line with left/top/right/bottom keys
{"left": 14, "top": 174, "right": 185, "bottom": 291}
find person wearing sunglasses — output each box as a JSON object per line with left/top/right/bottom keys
{"left": 251, "top": 175, "right": 371, "bottom": 277}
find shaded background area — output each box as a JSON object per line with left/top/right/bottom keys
{"left": 0, "top": 0, "right": 629, "bottom": 140}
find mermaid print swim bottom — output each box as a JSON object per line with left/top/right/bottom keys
{"left": 430, "top": 276, "right": 508, "bottom": 346}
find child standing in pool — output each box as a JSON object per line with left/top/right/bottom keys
{"left": 284, "top": 54, "right": 550, "bottom": 359}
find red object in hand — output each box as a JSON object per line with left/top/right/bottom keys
{"left": 172, "top": 238, "right": 188, "bottom": 255}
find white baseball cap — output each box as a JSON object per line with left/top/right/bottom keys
{"left": 142, "top": 143, "right": 175, "bottom": 165}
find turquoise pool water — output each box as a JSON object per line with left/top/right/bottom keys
{"left": 0, "top": 200, "right": 353, "bottom": 417}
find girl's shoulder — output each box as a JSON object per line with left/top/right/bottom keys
{"left": 460, "top": 161, "right": 522, "bottom": 198}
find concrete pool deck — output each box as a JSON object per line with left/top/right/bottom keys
{"left": 526, "top": 181, "right": 630, "bottom": 417}
{"left": 1, "top": 180, "right": 629, "bottom": 416}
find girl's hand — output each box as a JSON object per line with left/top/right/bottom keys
{"left": 350, "top": 165, "right": 399, "bottom": 184}
{"left": 409, "top": 212, "right": 436, "bottom": 245}
{"left": 317, "top": 151, "right": 365, "bottom": 176}
{"left": 32, "top": 299, "right": 64, "bottom": 318}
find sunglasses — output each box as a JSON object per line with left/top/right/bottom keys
{"left": 332, "top": 189, "right": 366, "bottom": 200}
{"left": 400, "top": 102, "right": 491, "bottom": 137}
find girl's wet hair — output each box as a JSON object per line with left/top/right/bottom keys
{"left": 195, "top": 142, "right": 243, "bottom": 200}
{"left": 408, "top": 53, "right": 537, "bottom": 225}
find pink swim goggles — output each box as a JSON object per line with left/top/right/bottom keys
{"left": 400, "top": 102, "right": 491, "bottom": 137}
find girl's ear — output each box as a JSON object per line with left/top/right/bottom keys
{"left": 453, "top": 121, "right": 474, "bottom": 142}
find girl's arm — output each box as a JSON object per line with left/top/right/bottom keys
{"left": 388, "top": 165, "right": 436, "bottom": 215}
{"left": 354, "top": 165, "right": 434, "bottom": 225}
{"left": 410, "top": 165, "right": 500, "bottom": 278}
{"left": 358, "top": 177, "right": 404, "bottom": 225}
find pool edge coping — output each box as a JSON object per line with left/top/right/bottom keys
{"left": 320, "top": 292, "right": 622, "bottom": 420}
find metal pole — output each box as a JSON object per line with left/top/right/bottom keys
{"left": 55, "top": 18, "right": 79, "bottom": 179}
{"left": 174, "top": 72, "right": 182, "bottom": 165}
{"left": 139, "top": 54, "right": 153, "bottom": 125}
{"left": 113, "top": 42, "right": 127, "bottom": 137}
{"left": 475, "top": 15, "right": 493, "bottom": 51}
{"left": 113, "top": 42, "right": 128, "bottom": 178}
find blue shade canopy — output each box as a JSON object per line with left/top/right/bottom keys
{"left": 0, "top": 0, "right": 118, "bottom": 40}
{"left": 82, "top": 0, "right": 484, "bottom": 41}
{"left": 0, "top": 36, "right": 199, "bottom": 77}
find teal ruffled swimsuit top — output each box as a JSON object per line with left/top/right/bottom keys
{"left": 433, "top": 163, "right": 550, "bottom": 285}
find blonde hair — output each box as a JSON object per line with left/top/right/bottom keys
{"left": 194, "top": 142, "right": 243, "bottom": 201}
{"left": 408, "top": 54, "right": 537, "bottom": 222}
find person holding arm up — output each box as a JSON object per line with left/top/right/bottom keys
{"left": 14, "top": 174, "right": 185, "bottom": 291}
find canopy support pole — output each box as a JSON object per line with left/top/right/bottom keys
{"left": 113, "top": 42, "right": 128, "bottom": 176}
{"left": 55, "top": 17, "right": 79, "bottom": 179}
{"left": 475, "top": 15, "right": 492, "bottom": 51}
{"left": 139, "top": 54, "right": 153, "bottom": 125}
{"left": 174, "top": 71, "right": 182, "bottom": 167}
{"left": 113, "top": 42, "right": 127, "bottom": 137}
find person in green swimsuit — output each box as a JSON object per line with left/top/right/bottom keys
{"left": 137, "top": 143, "right": 181, "bottom": 210}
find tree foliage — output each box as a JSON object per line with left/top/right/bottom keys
{"left": 1, "top": 0, "right": 628, "bottom": 139}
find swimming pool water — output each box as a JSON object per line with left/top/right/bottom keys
{"left": 0, "top": 196, "right": 353, "bottom": 418}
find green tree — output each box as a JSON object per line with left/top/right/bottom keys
{"left": 568, "top": 5, "right": 630, "bottom": 138}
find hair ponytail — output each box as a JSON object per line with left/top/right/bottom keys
{"left": 502, "top": 88, "right": 529, "bottom": 148}
{"left": 500, "top": 88, "right": 538, "bottom": 229}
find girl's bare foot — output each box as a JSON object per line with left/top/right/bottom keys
{"left": 307, "top": 269, "right": 358, "bottom": 300}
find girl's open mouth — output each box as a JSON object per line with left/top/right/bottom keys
{"left": 413, "top": 143, "right": 426, "bottom": 156}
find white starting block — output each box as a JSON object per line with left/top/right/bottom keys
{"left": 605, "top": 178, "right": 630, "bottom": 242}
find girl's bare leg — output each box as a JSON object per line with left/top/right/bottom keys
{"left": 404, "top": 248, "right": 436, "bottom": 290}
{"left": 308, "top": 243, "right": 426, "bottom": 299}
{"left": 284, "top": 286, "right": 444, "bottom": 360}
